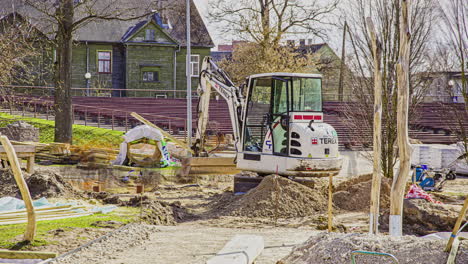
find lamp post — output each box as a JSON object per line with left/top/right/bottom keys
{"left": 85, "top": 72, "right": 91, "bottom": 96}
{"left": 186, "top": 0, "right": 192, "bottom": 155}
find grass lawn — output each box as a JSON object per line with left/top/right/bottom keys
{"left": 0, "top": 112, "right": 124, "bottom": 149}
{"left": 0, "top": 207, "right": 139, "bottom": 249}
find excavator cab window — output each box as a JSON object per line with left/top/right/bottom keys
{"left": 243, "top": 78, "right": 271, "bottom": 153}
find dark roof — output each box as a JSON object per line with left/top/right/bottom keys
{"left": 0, "top": 0, "right": 214, "bottom": 47}
{"left": 211, "top": 51, "right": 232, "bottom": 62}
{"left": 297, "top": 43, "right": 327, "bottom": 54}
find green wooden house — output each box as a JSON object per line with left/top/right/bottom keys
{"left": 0, "top": 0, "right": 214, "bottom": 98}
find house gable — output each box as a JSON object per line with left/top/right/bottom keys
{"left": 124, "top": 20, "right": 178, "bottom": 45}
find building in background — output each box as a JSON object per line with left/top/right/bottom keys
{"left": 0, "top": 0, "right": 214, "bottom": 98}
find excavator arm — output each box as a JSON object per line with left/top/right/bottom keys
{"left": 193, "top": 57, "right": 244, "bottom": 156}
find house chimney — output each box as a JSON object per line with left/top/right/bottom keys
{"left": 287, "top": 40, "right": 295, "bottom": 47}
{"left": 308, "top": 39, "right": 313, "bottom": 45}
{"left": 299, "top": 39, "right": 306, "bottom": 46}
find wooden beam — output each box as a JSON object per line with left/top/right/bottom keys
{"left": 206, "top": 235, "right": 264, "bottom": 264}
{"left": 367, "top": 17, "right": 383, "bottom": 235}
{"left": 446, "top": 237, "right": 460, "bottom": 264}
{"left": 0, "top": 136, "right": 36, "bottom": 241}
{"left": 445, "top": 197, "right": 468, "bottom": 252}
{"left": 0, "top": 249, "right": 57, "bottom": 260}
{"left": 390, "top": 0, "right": 413, "bottom": 236}
{"left": 130, "top": 112, "right": 193, "bottom": 154}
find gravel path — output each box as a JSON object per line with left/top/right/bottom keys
{"left": 52, "top": 224, "right": 316, "bottom": 264}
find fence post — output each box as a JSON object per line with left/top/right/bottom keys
{"left": 98, "top": 111, "right": 100, "bottom": 128}
{"left": 112, "top": 111, "right": 114, "bottom": 130}
{"left": 169, "top": 120, "right": 172, "bottom": 135}
{"left": 84, "top": 108, "right": 87, "bottom": 126}
{"left": 33, "top": 103, "right": 37, "bottom": 118}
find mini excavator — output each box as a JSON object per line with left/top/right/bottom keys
{"left": 192, "top": 57, "right": 342, "bottom": 180}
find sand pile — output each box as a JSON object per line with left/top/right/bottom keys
{"left": 279, "top": 232, "right": 468, "bottom": 264}
{"left": 0, "top": 169, "right": 77, "bottom": 198}
{"left": 224, "top": 175, "right": 328, "bottom": 218}
{"left": 333, "top": 174, "right": 392, "bottom": 211}
{"left": 380, "top": 199, "right": 462, "bottom": 235}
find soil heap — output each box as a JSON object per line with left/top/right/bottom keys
{"left": 279, "top": 232, "right": 468, "bottom": 264}
{"left": 333, "top": 174, "right": 392, "bottom": 211}
{"left": 225, "top": 175, "right": 328, "bottom": 218}
{"left": 380, "top": 199, "right": 462, "bottom": 235}
{"left": 127, "top": 196, "right": 176, "bottom": 225}
{"left": 0, "top": 169, "right": 77, "bottom": 198}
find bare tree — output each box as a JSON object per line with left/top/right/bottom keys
{"left": 20, "top": 0, "right": 159, "bottom": 143}
{"left": 438, "top": 0, "right": 468, "bottom": 165}
{"left": 210, "top": 0, "right": 339, "bottom": 48}
{"left": 0, "top": 12, "right": 51, "bottom": 114}
{"left": 343, "top": 0, "right": 438, "bottom": 178}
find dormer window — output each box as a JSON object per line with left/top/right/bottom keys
{"left": 145, "top": 29, "right": 155, "bottom": 41}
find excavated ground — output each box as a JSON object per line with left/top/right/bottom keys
{"left": 279, "top": 232, "right": 468, "bottom": 264}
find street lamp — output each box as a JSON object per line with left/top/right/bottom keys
{"left": 85, "top": 72, "right": 91, "bottom": 96}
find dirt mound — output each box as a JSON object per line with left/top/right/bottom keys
{"left": 0, "top": 169, "right": 19, "bottom": 197}
{"left": 380, "top": 199, "right": 463, "bottom": 235}
{"left": 333, "top": 174, "right": 392, "bottom": 211}
{"left": 26, "top": 171, "right": 77, "bottom": 199}
{"left": 127, "top": 196, "right": 176, "bottom": 225}
{"left": 0, "top": 169, "right": 77, "bottom": 199}
{"left": 224, "top": 175, "right": 328, "bottom": 218}
{"left": 279, "top": 232, "right": 468, "bottom": 264}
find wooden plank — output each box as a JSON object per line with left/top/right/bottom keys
{"left": 0, "top": 249, "right": 57, "bottom": 260}
{"left": 0, "top": 136, "right": 36, "bottom": 241}
{"left": 0, "top": 145, "right": 36, "bottom": 153}
{"left": 445, "top": 197, "right": 468, "bottom": 252}
{"left": 206, "top": 235, "right": 264, "bottom": 264}
{"left": 446, "top": 237, "right": 460, "bottom": 264}
{"left": 367, "top": 17, "right": 383, "bottom": 235}
{"left": 130, "top": 112, "right": 193, "bottom": 154}
{"left": 390, "top": 0, "right": 413, "bottom": 237}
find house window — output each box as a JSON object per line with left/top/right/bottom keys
{"left": 145, "top": 29, "right": 155, "bottom": 41}
{"left": 143, "top": 71, "right": 159, "bottom": 82}
{"left": 191, "top": 55, "right": 200, "bottom": 77}
{"left": 97, "top": 51, "right": 111, "bottom": 74}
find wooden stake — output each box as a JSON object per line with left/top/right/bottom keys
{"left": 367, "top": 17, "right": 383, "bottom": 235}
{"left": 328, "top": 173, "right": 333, "bottom": 232}
{"left": 0, "top": 136, "right": 36, "bottom": 241}
{"left": 445, "top": 197, "right": 468, "bottom": 252}
{"left": 390, "top": 0, "right": 413, "bottom": 236}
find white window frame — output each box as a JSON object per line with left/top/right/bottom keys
{"left": 190, "top": 54, "right": 200, "bottom": 77}
{"left": 145, "top": 29, "right": 155, "bottom": 41}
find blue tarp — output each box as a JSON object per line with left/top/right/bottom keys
{"left": 0, "top": 197, "right": 116, "bottom": 214}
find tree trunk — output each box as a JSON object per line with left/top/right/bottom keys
{"left": 54, "top": 0, "right": 74, "bottom": 144}
{"left": 367, "top": 17, "right": 383, "bottom": 234}
{"left": 390, "top": 0, "right": 412, "bottom": 236}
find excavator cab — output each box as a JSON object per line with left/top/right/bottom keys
{"left": 238, "top": 73, "right": 342, "bottom": 176}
